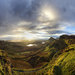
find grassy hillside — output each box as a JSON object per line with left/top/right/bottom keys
{"left": 13, "top": 44, "right": 75, "bottom": 75}
{"left": 11, "top": 35, "right": 75, "bottom": 75}
{"left": 36, "top": 35, "right": 75, "bottom": 75}
{"left": 44, "top": 44, "right": 75, "bottom": 75}
{"left": 0, "top": 35, "right": 75, "bottom": 75}
{"left": 0, "top": 50, "right": 13, "bottom": 75}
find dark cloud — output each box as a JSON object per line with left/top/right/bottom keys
{"left": 10, "top": 0, "right": 42, "bottom": 22}
{"left": 47, "top": 30, "right": 71, "bottom": 34}
{"left": 42, "top": 24, "right": 60, "bottom": 30}
{"left": 0, "top": 0, "right": 75, "bottom": 40}
{"left": 20, "top": 25, "right": 37, "bottom": 30}
{"left": 63, "top": 7, "right": 67, "bottom": 13}
{"left": 0, "top": 0, "right": 10, "bottom": 26}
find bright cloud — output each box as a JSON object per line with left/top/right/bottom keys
{"left": 0, "top": 0, "right": 75, "bottom": 40}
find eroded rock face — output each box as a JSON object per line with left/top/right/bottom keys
{"left": 3, "top": 58, "right": 13, "bottom": 75}
{"left": 0, "top": 50, "right": 13, "bottom": 75}
{"left": 60, "top": 35, "right": 75, "bottom": 39}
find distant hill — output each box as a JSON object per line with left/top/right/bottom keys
{"left": 59, "top": 35, "right": 75, "bottom": 39}
{"left": 45, "top": 37, "right": 55, "bottom": 45}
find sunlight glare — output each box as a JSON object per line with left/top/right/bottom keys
{"left": 44, "top": 10, "right": 55, "bottom": 20}
{"left": 24, "top": 31, "right": 35, "bottom": 40}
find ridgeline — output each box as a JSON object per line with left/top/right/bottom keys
{"left": 0, "top": 35, "right": 75, "bottom": 75}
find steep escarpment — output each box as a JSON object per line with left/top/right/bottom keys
{"left": 0, "top": 50, "right": 13, "bottom": 75}
{"left": 37, "top": 35, "right": 75, "bottom": 75}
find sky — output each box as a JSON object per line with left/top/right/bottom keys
{"left": 0, "top": 0, "right": 75, "bottom": 40}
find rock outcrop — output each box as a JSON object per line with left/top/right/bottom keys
{"left": 0, "top": 50, "right": 13, "bottom": 75}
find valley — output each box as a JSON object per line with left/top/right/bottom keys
{"left": 0, "top": 35, "right": 75, "bottom": 75}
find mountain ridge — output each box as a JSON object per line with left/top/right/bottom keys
{"left": 0, "top": 34, "right": 75, "bottom": 75}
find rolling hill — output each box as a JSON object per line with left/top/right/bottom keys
{"left": 0, "top": 35, "right": 75, "bottom": 75}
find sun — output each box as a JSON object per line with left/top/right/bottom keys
{"left": 38, "top": 8, "right": 56, "bottom": 22}
{"left": 44, "top": 10, "right": 55, "bottom": 20}
{"left": 38, "top": 6, "right": 58, "bottom": 21}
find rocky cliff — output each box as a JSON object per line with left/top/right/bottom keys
{"left": 0, "top": 50, "right": 13, "bottom": 75}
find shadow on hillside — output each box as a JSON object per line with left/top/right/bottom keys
{"left": 53, "top": 66, "right": 63, "bottom": 75}
{"left": 0, "top": 70, "right": 4, "bottom": 75}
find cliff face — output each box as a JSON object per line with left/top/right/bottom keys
{"left": 0, "top": 50, "right": 13, "bottom": 75}
{"left": 59, "top": 35, "right": 75, "bottom": 39}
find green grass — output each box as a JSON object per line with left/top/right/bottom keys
{"left": 36, "top": 44, "right": 75, "bottom": 75}
{"left": 20, "top": 51, "right": 30, "bottom": 54}
{"left": 0, "top": 36, "right": 75, "bottom": 75}
{"left": 65, "top": 44, "right": 75, "bottom": 51}
{"left": 49, "top": 50, "right": 75, "bottom": 75}
{"left": 10, "top": 40, "right": 75, "bottom": 75}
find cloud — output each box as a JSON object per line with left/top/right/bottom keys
{"left": 20, "top": 24, "right": 37, "bottom": 30}
{"left": 47, "top": 30, "right": 71, "bottom": 34}
{"left": 0, "top": 0, "right": 75, "bottom": 40}
{"left": 10, "top": 0, "right": 42, "bottom": 22}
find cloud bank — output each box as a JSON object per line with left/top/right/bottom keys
{"left": 0, "top": 0, "right": 75, "bottom": 40}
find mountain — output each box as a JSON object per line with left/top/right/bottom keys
{"left": 0, "top": 34, "right": 75, "bottom": 75}
{"left": 36, "top": 35, "right": 75, "bottom": 75}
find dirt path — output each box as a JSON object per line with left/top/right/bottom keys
{"left": 13, "top": 63, "right": 48, "bottom": 73}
